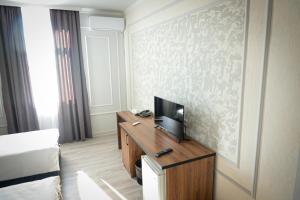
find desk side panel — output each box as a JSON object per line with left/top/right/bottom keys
{"left": 166, "top": 156, "right": 215, "bottom": 200}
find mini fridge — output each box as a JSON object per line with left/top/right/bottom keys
{"left": 141, "top": 155, "right": 166, "bottom": 200}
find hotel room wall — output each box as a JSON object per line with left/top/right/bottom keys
{"left": 255, "top": 0, "right": 300, "bottom": 199}
{"left": 124, "top": 0, "right": 300, "bottom": 199}
{"left": 294, "top": 151, "right": 300, "bottom": 200}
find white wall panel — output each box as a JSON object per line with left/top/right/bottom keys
{"left": 81, "top": 24, "right": 127, "bottom": 136}
{"left": 86, "top": 36, "right": 113, "bottom": 107}
{"left": 91, "top": 113, "right": 117, "bottom": 136}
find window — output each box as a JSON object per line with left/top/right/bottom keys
{"left": 22, "top": 7, "right": 59, "bottom": 129}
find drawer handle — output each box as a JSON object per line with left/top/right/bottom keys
{"left": 126, "top": 134, "right": 128, "bottom": 145}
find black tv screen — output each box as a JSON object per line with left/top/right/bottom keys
{"left": 154, "top": 96, "right": 184, "bottom": 141}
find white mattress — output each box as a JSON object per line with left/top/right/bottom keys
{"left": 0, "top": 176, "right": 61, "bottom": 200}
{"left": 0, "top": 129, "right": 60, "bottom": 181}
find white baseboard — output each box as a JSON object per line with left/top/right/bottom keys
{"left": 93, "top": 130, "right": 117, "bottom": 137}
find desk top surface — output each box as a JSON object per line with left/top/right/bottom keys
{"left": 117, "top": 111, "right": 215, "bottom": 169}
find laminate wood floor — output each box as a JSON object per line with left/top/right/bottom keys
{"left": 60, "top": 133, "right": 143, "bottom": 200}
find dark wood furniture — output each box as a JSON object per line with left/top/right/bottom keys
{"left": 120, "top": 127, "right": 144, "bottom": 177}
{"left": 116, "top": 111, "right": 216, "bottom": 200}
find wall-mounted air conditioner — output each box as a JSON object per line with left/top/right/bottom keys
{"left": 89, "top": 16, "right": 125, "bottom": 31}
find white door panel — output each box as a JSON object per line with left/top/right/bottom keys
{"left": 82, "top": 29, "right": 125, "bottom": 135}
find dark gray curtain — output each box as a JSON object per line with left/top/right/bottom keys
{"left": 0, "top": 5, "right": 39, "bottom": 134}
{"left": 50, "top": 9, "right": 92, "bottom": 143}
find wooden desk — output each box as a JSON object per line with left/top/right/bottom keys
{"left": 116, "top": 111, "right": 216, "bottom": 200}
{"left": 116, "top": 111, "right": 153, "bottom": 149}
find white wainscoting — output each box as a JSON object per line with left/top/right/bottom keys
{"left": 81, "top": 27, "right": 127, "bottom": 136}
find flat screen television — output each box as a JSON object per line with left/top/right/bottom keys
{"left": 154, "top": 96, "right": 185, "bottom": 142}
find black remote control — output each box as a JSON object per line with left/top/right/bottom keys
{"left": 155, "top": 148, "right": 173, "bottom": 157}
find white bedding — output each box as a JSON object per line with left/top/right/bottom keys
{"left": 0, "top": 129, "right": 60, "bottom": 181}
{"left": 0, "top": 176, "right": 61, "bottom": 200}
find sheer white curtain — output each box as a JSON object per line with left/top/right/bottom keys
{"left": 22, "top": 7, "right": 59, "bottom": 129}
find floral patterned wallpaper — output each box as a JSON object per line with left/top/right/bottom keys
{"left": 130, "top": 0, "right": 246, "bottom": 163}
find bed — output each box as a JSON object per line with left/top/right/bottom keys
{"left": 0, "top": 176, "right": 62, "bottom": 200}
{"left": 0, "top": 129, "right": 60, "bottom": 186}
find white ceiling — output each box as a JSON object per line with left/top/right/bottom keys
{"left": 0, "top": 0, "right": 138, "bottom": 11}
